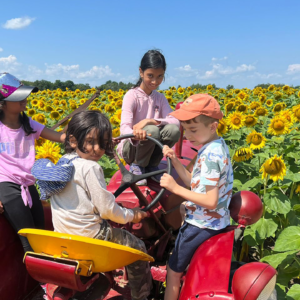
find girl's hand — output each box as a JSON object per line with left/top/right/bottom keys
{"left": 163, "top": 145, "right": 176, "bottom": 160}
{"left": 132, "top": 129, "right": 148, "bottom": 140}
{"left": 160, "top": 173, "right": 178, "bottom": 193}
{"left": 112, "top": 138, "right": 120, "bottom": 147}
{"left": 0, "top": 201, "right": 4, "bottom": 214}
{"left": 131, "top": 208, "right": 147, "bottom": 223}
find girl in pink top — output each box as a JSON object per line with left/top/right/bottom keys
{"left": 0, "top": 73, "right": 65, "bottom": 253}
{"left": 117, "top": 50, "right": 180, "bottom": 185}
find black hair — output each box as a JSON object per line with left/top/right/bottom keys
{"left": 133, "top": 49, "right": 167, "bottom": 88}
{"left": 64, "top": 110, "right": 114, "bottom": 157}
{"left": 0, "top": 100, "right": 37, "bottom": 136}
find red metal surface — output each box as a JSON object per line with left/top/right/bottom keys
{"left": 232, "top": 262, "right": 277, "bottom": 300}
{"left": 0, "top": 215, "right": 37, "bottom": 300}
{"left": 25, "top": 254, "right": 99, "bottom": 292}
{"left": 179, "top": 230, "right": 235, "bottom": 300}
{"left": 230, "top": 191, "right": 263, "bottom": 226}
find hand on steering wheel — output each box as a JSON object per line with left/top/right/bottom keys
{"left": 112, "top": 134, "right": 172, "bottom": 212}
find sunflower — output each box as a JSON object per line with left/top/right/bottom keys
{"left": 105, "top": 104, "right": 115, "bottom": 113}
{"left": 255, "top": 107, "right": 268, "bottom": 116}
{"left": 282, "top": 85, "right": 289, "bottom": 92}
{"left": 279, "top": 110, "right": 295, "bottom": 125}
{"left": 228, "top": 112, "right": 245, "bottom": 130}
{"left": 259, "top": 94, "right": 267, "bottom": 103}
{"left": 265, "top": 99, "right": 273, "bottom": 107}
{"left": 207, "top": 85, "right": 213, "bottom": 91}
{"left": 38, "top": 101, "right": 45, "bottom": 110}
{"left": 246, "top": 130, "right": 266, "bottom": 150}
{"left": 31, "top": 99, "right": 39, "bottom": 106}
{"left": 70, "top": 102, "right": 77, "bottom": 110}
{"left": 177, "top": 87, "right": 184, "bottom": 94}
{"left": 249, "top": 101, "right": 261, "bottom": 111}
{"left": 36, "top": 140, "right": 62, "bottom": 164}
{"left": 233, "top": 147, "right": 253, "bottom": 162}
{"left": 274, "top": 91, "right": 282, "bottom": 100}
{"left": 50, "top": 111, "right": 61, "bottom": 120}
{"left": 292, "top": 104, "right": 300, "bottom": 122}
{"left": 268, "top": 116, "right": 291, "bottom": 135}
{"left": 34, "top": 114, "right": 47, "bottom": 125}
{"left": 237, "top": 91, "right": 249, "bottom": 101}
{"left": 217, "top": 119, "right": 228, "bottom": 136}
{"left": 112, "top": 128, "right": 120, "bottom": 138}
{"left": 27, "top": 109, "right": 36, "bottom": 117}
{"left": 260, "top": 155, "right": 286, "bottom": 182}
{"left": 110, "top": 116, "right": 120, "bottom": 127}
{"left": 234, "top": 89, "right": 240, "bottom": 94}
{"left": 268, "top": 84, "right": 275, "bottom": 92}
{"left": 80, "top": 98, "right": 87, "bottom": 105}
{"left": 236, "top": 104, "right": 248, "bottom": 113}
{"left": 244, "top": 114, "right": 257, "bottom": 127}
{"left": 273, "top": 103, "right": 282, "bottom": 113}
{"left": 298, "top": 91, "right": 300, "bottom": 98}
{"left": 35, "top": 137, "right": 46, "bottom": 147}
{"left": 45, "top": 105, "right": 53, "bottom": 113}
{"left": 116, "top": 99, "right": 123, "bottom": 108}
{"left": 225, "top": 102, "right": 235, "bottom": 114}
{"left": 295, "top": 184, "right": 300, "bottom": 194}
{"left": 115, "top": 109, "right": 122, "bottom": 123}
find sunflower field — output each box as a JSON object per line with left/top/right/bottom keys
{"left": 29, "top": 84, "right": 300, "bottom": 298}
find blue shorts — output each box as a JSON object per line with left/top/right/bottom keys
{"left": 168, "top": 222, "right": 224, "bottom": 273}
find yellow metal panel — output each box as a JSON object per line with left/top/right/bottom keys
{"left": 19, "top": 229, "right": 154, "bottom": 273}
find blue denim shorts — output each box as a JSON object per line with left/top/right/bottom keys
{"left": 168, "top": 222, "right": 224, "bottom": 273}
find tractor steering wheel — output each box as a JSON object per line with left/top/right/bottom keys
{"left": 113, "top": 134, "right": 172, "bottom": 212}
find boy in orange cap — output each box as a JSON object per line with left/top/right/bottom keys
{"left": 160, "top": 94, "right": 234, "bottom": 300}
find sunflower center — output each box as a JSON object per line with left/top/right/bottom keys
{"left": 233, "top": 118, "right": 241, "bottom": 125}
{"left": 265, "top": 160, "right": 282, "bottom": 175}
{"left": 245, "top": 117, "right": 254, "bottom": 124}
{"left": 273, "top": 120, "right": 284, "bottom": 131}
{"left": 238, "top": 105, "right": 247, "bottom": 112}
{"left": 252, "top": 134, "right": 262, "bottom": 145}
{"left": 218, "top": 123, "right": 225, "bottom": 131}
{"left": 274, "top": 105, "right": 282, "bottom": 112}
{"left": 227, "top": 103, "right": 234, "bottom": 111}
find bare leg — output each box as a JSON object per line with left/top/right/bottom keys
{"left": 164, "top": 266, "right": 183, "bottom": 300}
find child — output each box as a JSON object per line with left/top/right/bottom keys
{"left": 160, "top": 94, "right": 234, "bottom": 300}
{"left": 0, "top": 72, "right": 65, "bottom": 253}
{"left": 33, "top": 111, "right": 152, "bottom": 300}
{"left": 117, "top": 49, "right": 180, "bottom": 185}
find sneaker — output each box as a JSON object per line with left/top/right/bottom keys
{"left": 145, "top": 166, "right": 163, "bottom": 182}
{"left": 129, "top": 164, "right": 147, "bottom": 186}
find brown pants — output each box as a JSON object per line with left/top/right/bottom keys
{"left": 122, "top": 124, "right": 180, "bottom": 167}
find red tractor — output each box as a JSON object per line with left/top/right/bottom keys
{"left": 0, "top": 128, "right": 277, "bottom": 300}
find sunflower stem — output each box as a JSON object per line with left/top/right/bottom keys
{"left": 290, "top": 182, "right": 296, "bottom": 200}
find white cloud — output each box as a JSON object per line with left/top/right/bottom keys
{"left": 199, "top": 63, "right": 255, "bottom": 79}
{"left": 286, "top": 64, "right": 300, "bottom": 74}
{"left": 3, "top": 17, "right": 35, "bottom": 29}
{"left": 0, "top": 48, "right": 3, "bottom": 52}
{"left": 77, "top": 65, "right": 120, "bottom": 79}
{"left": 251, "top": 72, "right": 282, "bottom": 79}
{"left": 45, "top": 63, "right": 80, "bottom": 77}
{"left": 0, "top": 55, "right": 21, "bottom": 74}
{"left": 212, "top": 56, "right": 228, "bottom": 61}
{"left": 175, "top": 65, "right": 199, "bottom": 77}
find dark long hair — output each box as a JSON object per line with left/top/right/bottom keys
{"left": 0, "top": 100, "right": 36, "bottom": 136}
{"left": 133, "top": 49, "right": 167, "bottom": 88}
{"left": 64, "top": 110, "right": 114, "bottom": 157}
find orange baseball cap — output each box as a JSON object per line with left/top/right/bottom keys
{"left": 170, "top": 93, "right": 223, "bottom": 121}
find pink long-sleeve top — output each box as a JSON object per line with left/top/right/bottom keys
{"left": 117, "top": 87, "right": 180, "bottom": 157}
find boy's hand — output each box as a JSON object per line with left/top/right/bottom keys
{"left": 163, "top": 145, "right": 176, "bottom": 160}
{"left": 112, "top": 138, "right": 120, "bottom": 147}
{"left": 0, "top": 201, "right": 4, "bottom": 214}
{"left": 160, "top": 173, "right": 178, "bottom": 193}
{"left": 131, "top": 208, "right": 147, "bottom": 223}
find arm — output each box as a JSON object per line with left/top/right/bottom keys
{"left": 0, "top": 201, "right": 4, "bottom": 214}
{"left": 163, "top": 145, "right": 192, "bottom": 186}
{"left": 86, "top": 165, "right": 146, "bottom": 224}
{"left": 160, "top": 174, "right": 219, "bottom": 210}
{"left": 40, "top": 127, "right": 66, "bottom": 143}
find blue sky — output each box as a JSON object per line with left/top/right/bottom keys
{"left": 1, "top": 0, "right": 300, "bottom": 89}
